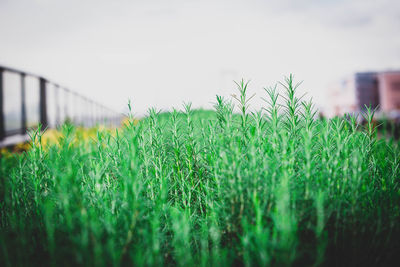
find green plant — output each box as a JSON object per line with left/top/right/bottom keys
{"left": 1, "top": 76, "right": 399, "bottom": 266}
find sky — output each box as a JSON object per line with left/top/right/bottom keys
{"left": 1, "top": 0, "right": 399, "bottom": 115}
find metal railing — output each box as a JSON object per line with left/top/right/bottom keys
{"left": 0, "top": 65, "right": 122, "bottom": 142}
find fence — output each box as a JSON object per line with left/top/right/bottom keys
{"left": 0, "top": 65, "right": 122, "bottom": 144}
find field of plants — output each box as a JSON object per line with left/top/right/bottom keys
{"left": 1, "top": 76, "right": 400, "bottom": 266}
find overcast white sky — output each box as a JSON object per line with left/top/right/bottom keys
{"left": 1, "top": 0, "right": 399, "bottom": 115}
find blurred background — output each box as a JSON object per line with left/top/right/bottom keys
{"left": 1, "top": 0, "right": 400, "bottom": 143}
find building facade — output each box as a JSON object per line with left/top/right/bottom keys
{"left": 327, "top": 71, "right": 400, "bottom": 117}
{"left": 378, "top": 72, "right": 400, "bottom": 111}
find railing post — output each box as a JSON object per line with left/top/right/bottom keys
{"left": 0, "top": 67, "right": 4, "bottom": 140}
{"left": 91, "top": 101, "right": 95, "bottom": 127}
{"left": 21, "top": 73, "right": 27, "bottom": 134}
{"left": 55, "top": 85, "right": 60, "bottom": 126}
{"left": 64, "top": 89, "right": 69, "bottom": 122}
{"left": 39, "top": 77, "right": 48, "bottom": 129}
{"left": 73, "top": 92, "right": 78, "bottom": 124}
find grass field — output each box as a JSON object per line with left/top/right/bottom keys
{"left": 1, "top": 76, "right": 400, "bottom": 266}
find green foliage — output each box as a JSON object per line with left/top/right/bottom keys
{"left": 1, "top": 76, "right": 400, "bottom": 266}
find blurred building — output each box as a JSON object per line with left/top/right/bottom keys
{"left": 327, "top": 71, "right": 400, "bottom": 117}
